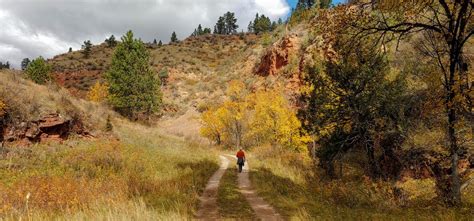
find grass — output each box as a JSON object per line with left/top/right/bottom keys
{"left": 217, "top": 161, "right": 256, "bottom": 219}
{"left": 248, "top": 146, "right": 474, "bottom": 220}
{"left": 0, "top": 119, "right": 219, "bottom": 220}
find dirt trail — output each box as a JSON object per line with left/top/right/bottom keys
{"left": 197, "top": 155, "right": 282, "bottom": 220}
{"left": 225, "top": 154, "right": 283, "bottom": 221}
{"left": 196, "top": 155, "right": 229, "bottom": 220}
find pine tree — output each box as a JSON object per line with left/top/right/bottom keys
{"left": 21, "top": 58, "right": 30, "bottom": 71}
{"left": 153, "top": 39, "right": 157, "bottom": 44}
{"left": 215, "top": 16, "right": 226, "bottom": 34}
{"left": 248, "top": 21, "right": 254, "bottom": 33}
{"left": 105, "top": 35, "right": 117, "bottom": 47}
{"left": 224, "top": 11, "right": 238, "bottom": 34}
{"left": 82, "top": 40, "right": 92, "bottom": 58}
{"left": 68, "top": 47, "right": 72, "bottom": 53}
{"left": 203, "top": 28, "right": 212, "bottom": 34}
{"left": 25, "top": 56, "right": 51, "bottom": 84}
{"left": 320, "top": 0, "right": 332, "bottom": 8}
{"left": 278, "top": 18, "right": 283, "bottom": 25}
{"left": 106, "top": 30, "right": 162, "bottom": 119}
{"left": 158, "top": 40, "right": 163, "bottom": 46}
{"left": 197, "top": 24, "right": 203, "bottom": 35}
{"left": 170, "top": 31, "right": 178, "bottom": 43}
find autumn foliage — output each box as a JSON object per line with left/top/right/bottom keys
{"left": 87, "top": 81, "right": 109, "bottom": 103}
{"left": 200, "top": 81, "right": 310, "bottom": 151}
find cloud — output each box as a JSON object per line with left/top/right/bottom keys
{"left": 0, "top": 0, "right": 290, "bottom": 68}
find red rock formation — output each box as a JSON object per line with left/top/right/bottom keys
{"left": 2, "top": 113, "right": 89, "bottom": 146}
{"left": 256, "top": 35, "right": 299, "bottom": 76}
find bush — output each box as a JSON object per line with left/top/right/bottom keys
{"left": 25, "top": 57, "right": 51, "bottom": 84}
{"left": 87, "top": 81, "right": 109, "bottom": 103}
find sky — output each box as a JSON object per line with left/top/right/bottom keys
{"left": 0, "top": 0, "right": 344, "bottom": 68}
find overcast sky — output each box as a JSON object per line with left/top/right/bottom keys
{"left": 0, "top": 0, "right": 292, "bottom": 68}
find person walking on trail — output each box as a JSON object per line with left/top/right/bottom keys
{"left": 236, "top": 148, "right": 246, "bottom": 173}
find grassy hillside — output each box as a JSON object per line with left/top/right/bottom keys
{"left": 0, "top": 70, "right": 219, "bottom": 220}
{"left": 48, "top": 34, "right": 273, "bottom": 116}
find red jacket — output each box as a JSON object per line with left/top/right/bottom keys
{"left": 236, "top": 150, "right": 245, "bottom": 159}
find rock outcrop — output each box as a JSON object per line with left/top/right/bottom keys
{"left": 255, "top": 35, "right": 299, "bottom": 77}
{"left": 1, "top": 113, "right": 88, "bottom": 145}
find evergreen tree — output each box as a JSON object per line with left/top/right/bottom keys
{"left": 158, "top": 40, "right": 163, "bottom": 46}
{"left": 224, "top": 11, "right": 238, "bottom": 34}
{"left": 105, "top": 35, "right": 117, "bottom": 47}
{"left": 320, "top": 0, "right": 332, "bottom": 8}
{"left": 271, "top": 21, "right": 277, "bottom": 31}
{"left": 170, "top": 31, "right": 178, "bottom": 43}
{"left": 0, "top": 61, "right": 10, "bottom": 69}
{"left": 215, "top": 16, "right": 226, "bottom": 34}
{"left": 248, "top": 21, "right": 254, "bottom": 33}
{"left": 203, "top": 28, "right": 212, "bottom": 34}
{"left": 253, "top": 14, "right": 272, "bottom": 34}
{"left": 68, "top": 47, "right": 72, "bottom": 53}
{"left": 278, "top": 18, "right": 283, "bottom": 25}
{"left": 153, "top": 39, "right": 157, "bottom": 44}
{"left": 197, "top": 24, "right": 203, "bottom": 35}
{"left": 25, "top": 56, "right": 51, "bottom": 84}
{"left": 21, "top": 58, "right": 30, "bottom": 71}
{"left": 82, "top": 40, "right": 92, "bottom": 58}
{"left": 105, "top": 30, "right": 162, "bottom": 119}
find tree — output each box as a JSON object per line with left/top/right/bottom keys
{"left": 214, "top": 12, "right": 239, "bottom": 35}
{"left": 300, "top": 39, "right": 406, "bottom": 179}
{"left": 25, "top": 56, "right": 51, "bottom": 84}
{"left": 153, "top": 39, "right": 157, "bottom": 44}
{"left": 170, "top": 31, "right": 178, "bottom": 43}
{"left": 0, "top": 61, "right": 10, "bottom": 69}
{"left": 353, "top": 0, "right": 474, "bottom": 206}
{"left": 191, "top": 24, "right": 212, "bottom": 36}
{"left": 203, "top": 28, "right": 212, "bottom": 34}
{"left": 87, "top": 81, "right": 109, "bottom": 103}
{"left": 214, "top": 16, "right": 226, "bottom": 34}
{"left": 224, "top": 11, "right": 238, "bottom": 34}
{"left": 249, "top": 89, "right": 310, "bottom": 151}
{"left": 105, "top": 30, "right": 162, "bottom": 119}
{"left": 82, "top": 40, "right": 92, "bottom": 58}
{"left": 158, "top": 40, "right": 163, "bottom": 46}
{"left": 278, "top": 18, "right": 283, "bottom": 25}
{"left": 197, "top": 24, "right": 203, "bottom": 35}
{"left": 68, "top": 47, "right": 72, "bottom": 53}
{"left": 105, "top": 35, "right": 117, "bottom": 48}
{"left": 249, "top": 13, "right": 273, "bottom": 34}
{"left": 21, "top": 58, "right": 31, "bottom": 71}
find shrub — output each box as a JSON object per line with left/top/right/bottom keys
{"left": 25, "top": 57, "right": 51, "bottom": 84}
{"left": 87, "top": 81, "right": 109, "bottom": 103}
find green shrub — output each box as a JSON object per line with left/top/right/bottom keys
{"left": 25, "top": 57, "right": 51, "bottom": 84}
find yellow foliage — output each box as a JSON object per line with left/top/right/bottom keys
{"left": 87, "top": 81, "right": 109, "bottom": 102}
{"left": 248, "top": 89, "right": 311, "bottom": 151}
{"left": 0, "top": 98, "right": 6, "bottom": 117}
{"left": 201, "top": 84, "right": 311, "bottom": 151}
{"left": 226, "top": 80, "right": 247, "bottom": 102}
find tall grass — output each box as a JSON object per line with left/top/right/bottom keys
{"left": 0, "top": 120, "right": 219, "bottom": 220}
{"left": 248, "top": 146, "right": 474, "bottom": 220}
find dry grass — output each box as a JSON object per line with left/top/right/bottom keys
{"left": 0, "top": 70, "right": 112, "bottom": 131}
{"left": 0, "top": 121, "right": 219, "bottom": 219}
{"left": 248, "top": 146, "right": 474, "bottom": 220}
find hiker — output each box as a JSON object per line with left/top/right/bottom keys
{"left": 236, "top": 148, "right": 246, "bottom": 173}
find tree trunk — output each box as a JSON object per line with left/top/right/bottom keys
{"left": 447, "top": 51, "right": 461, "bottom": 205}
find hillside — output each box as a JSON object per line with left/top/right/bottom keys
{"left": 50, "top": 34, "right": 261, "bottom": 115}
